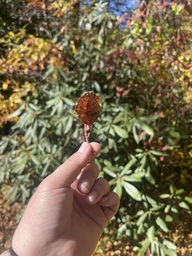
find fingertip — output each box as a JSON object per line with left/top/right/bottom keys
{"left": 90, "top": 142, "right": 101, "bottom": 156}
{"left": 78, "top": 142, "right": 90, "bottom": 153}
{"left": 98, "top": 191, "right": 120, "bottom": 221}
{"left": 100, "top": 191, "right": 120, "bottom": 210}
{"left": 78, "top": 142, "right": 101, "bottom": 157}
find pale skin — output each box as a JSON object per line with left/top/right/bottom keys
{"left": 1, "top": 142, "right": 120, "bottom": 256}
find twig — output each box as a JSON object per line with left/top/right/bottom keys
{"left": 84, "top": 124, "right": 91, "bottom": 143}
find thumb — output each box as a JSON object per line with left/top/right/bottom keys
{"left": 44, "top": 142, "right": 101, "bottom": 189}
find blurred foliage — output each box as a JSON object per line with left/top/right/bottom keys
{"left": 0, "top": 0, "right": 192, "bottom": 255}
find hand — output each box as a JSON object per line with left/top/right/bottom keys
{"left": 11, "top": 142, "right": 120, "bottom": 256}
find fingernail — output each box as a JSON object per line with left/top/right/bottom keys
{"left": 87, "top": 191, "right": 97, "bottom": 203}
{"left": 78, "top": 142, "right": 88, "bottom": 153}
{"left": 80, "top": 181, "right": 90, "bottom": 193}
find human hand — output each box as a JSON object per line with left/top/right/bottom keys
{"left": 11, "top": 142, "right": 120, "bottom": 256}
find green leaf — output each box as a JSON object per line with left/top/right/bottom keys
{"left": 137, "top": 222, "right": 144, "bottom": 234}
{"left": 64, "top": 97, "right": 75, "bottom": 106}
{"left": 43, "top": 66, "right": 56, "bottom": 79}
{"left": 57, "top": 100, "right": 64, "bottom": 115}
{"left": 103, "top": 167, "right": 117, "bottom": 178}
{"left": 136, "top": 210, "right": 144, "bottom": 216}
{"left": 140, "top": 155, "right": 146, "bottom": 166}
{"left": 169, "top": 185, "right": 175, "bottom": 194}
{"left": 114, "top": 181, "right": 123, "bottom": 198}
{"left": 175, "top": 188, "right": 184, "bottom": 195}
{"left": 20, "top": 184, "right": 30, "bottom": 199}
{"left": 145, "top": 167, "right": 156, "bottom": 185}
{"left": 150, "top": 150, "right": 165, "bottom": 156}
{"left": 160, "top": 194, "right": 170, "bottom": 199}
{"left": 9, "top": 106, "right": 23, "bottom": 118}
{"left": 145, "top": 195, "right": 157, "bottom": 206}
{"left": 164, "top": 249, "right": 177, "bottom": 256}
{"left": 169, "top": 130, "right": 181, "bottom": 139}
{"left": 108, "top": 138, "right": 116, "bottom": 149}
{"left": 133, "top": 125, "right": 140, "bottom": 144}
{"left": 109, "top": 127, "right": 115, "bottom": 136}
{"left": 137, "top": 212, "right": 148, "bottom": 226}
{"left": 113, "top": 112, "right": 124, "bottom": 124}
{"left": 113, "top": 125, "right": 128, "bottom": 138}
{"left": 156, "top": 241, "right": 177, "bottom": 256}
{"left": 121, "top": 158, "right": 137, "bottom": 175}
{"left": 147, "top": 225, "right": 155, "bottom": 242}
{"left": 156, "top": 217, "right": 168, "bottom": 232}
{"left": 164, "top": 204, "right": 171, "bottom": 213}
{"left": 179, "top": 201, "right": 190, "bottom": 210}
{"left": 124, "top": 172, "right": 144, "bottom": 182}
{"left": 141, "top": 124, "right": 154, "bottom": 137}
{"left": 30, "top": 154, "right": 41, "bottom": 165}
{"left": 157, "top": 241, "right": 177, "bottom": 256}
{"left": 8, "top": 186, "right": 19, "bottom": 205}
{"left": 137, "top": 239, "right": 150, "bottom": 256}
{"left": 12, "top": 163, "right": 25, "bottom": 175}
{"left": 163, "top": 239, "right": 177, "bottom": 250}
{"left": 185, "top": 196, "right": 192, "bottom": 204}
{"left": 124, "top": 37, "right": 133, "bottom": 48}
{"left": 165, "top": 215, "right": 173, "bottom": 222}
{"left": 171, "top": 206, "right": 178, "bottom": 213}
{"left": 28, "top": 103, "right": 40, "bottom": 111}
{"left": 122, "top": 181, "right": 142, "bottom": 201}
{"left": 64, "top": 117, "right": 73, "bottom": 134}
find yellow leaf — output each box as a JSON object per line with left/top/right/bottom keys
{"left": 2, "top": 82, "right": 8, "bottom": 90}
{"left": 9, "top": 94, "right": 22, "bottom": 105}
{"left": 71, "top": 40, "right": 77, "bottom": 54}
{"left": 8, "top": 31, "right": 15, "bottom": 38}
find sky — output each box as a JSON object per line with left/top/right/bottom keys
{"left": 106, "top": 0, "right": 140, "bottom": 16}
{"left": 82, "top": 0, "right": 140, "bottom": 14}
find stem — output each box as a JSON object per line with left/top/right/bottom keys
{"left": 84, "top": 124, "right": 91, "bottom": 143}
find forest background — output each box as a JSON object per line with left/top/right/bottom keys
{"left": 0, "top": 0, "right": 192, "bottom": 255}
